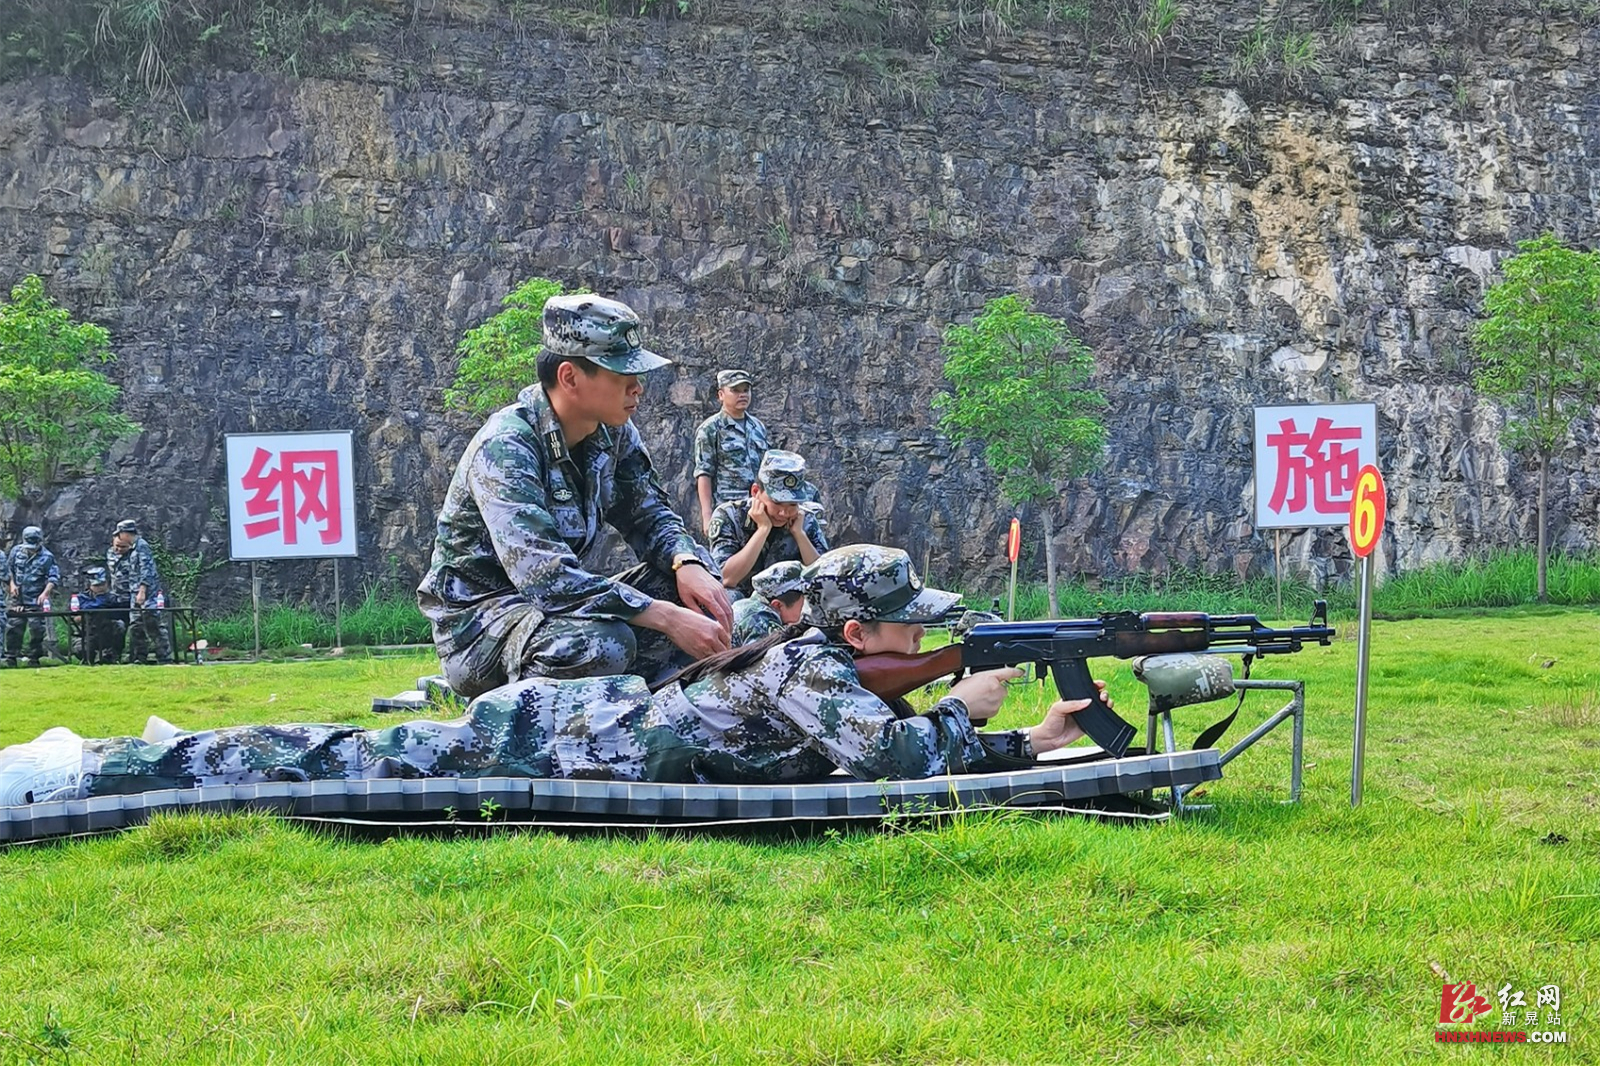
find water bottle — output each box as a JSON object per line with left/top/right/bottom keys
{"left": 154, "top": 591, "right": 166, "bottom": 610}
{"left": 70, "top": 593, "right": 81, "bottom": 612}
{"left": 40, "top": 598, "right": 50, "bottom": 613}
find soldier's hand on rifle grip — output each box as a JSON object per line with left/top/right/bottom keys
{"left": 949, "top": 667, "right": 1024, "bottom": 723}
{"left": 1026, "top": 680, "right": 1113, "bottom": 754}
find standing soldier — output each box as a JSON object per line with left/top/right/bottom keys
{"left": 708, "top": 450, "right": 830, "bottom": 597}
{"left": 418, "top": 293, "right": 733, "bottom": 699}
{"left": 107, "top": 519, "right": 173, "bottom": 665}
{"left": 5, "top": 526, "right": 60, "bottom": 667}
{"left": 693, "top": 368, "right": 770, "bottom": 533}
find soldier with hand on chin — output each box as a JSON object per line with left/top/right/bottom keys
{"left": 708, "top": 450, "right": 830, "bottom": 598}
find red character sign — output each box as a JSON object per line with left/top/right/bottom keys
{"left": 1253, "top": 404, "right": 1377, "bottom": 529}
{"left": 226, "top": 431, "right": 358, "bottom": 560}
{"left": 241, "top": 447, "right": 343, "bottom": 546}
{"left": 1439, "top": 983, "right": 1495, "bottom": 1025}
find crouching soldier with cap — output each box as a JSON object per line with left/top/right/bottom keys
{"left": 5, "top": 526, "right": 59, "bottom": 667}
{"left": 418, "top": 293, "right": 735, "bottom": 699}
{"left": 708, "top": 450, "right": 830, "bottom": 597}
{"left": 730, "top": 560, "right": 806, "bottom": 646}
{"left": 73, "top": 566, "right": 126, "bottom": 664}
{"left": 108, "top": 519, "right": 173, "bottom": 665}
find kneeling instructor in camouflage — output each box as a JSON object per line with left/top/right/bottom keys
{"left": 418, "top": 293, "right": 734, "bottom": 698}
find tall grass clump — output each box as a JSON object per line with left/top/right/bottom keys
{"left": 1373, "top": 548, "right": 1600, "bottom": 614}
{"left": 0, "top": 0, "right": 390, "bottom": 90}
{"left": 201, "top": 586, "right": 428, "bottom": 651}
{"left": 967, "top": 549, "right": 1600, "bottom": 622}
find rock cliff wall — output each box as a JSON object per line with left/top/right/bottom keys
{"left": 1, "top": 1, "right": 1596, "bottom": 606}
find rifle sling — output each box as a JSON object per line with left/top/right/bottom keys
{"left": 1190, "top": 655, "right": 1253, "bottom": 751}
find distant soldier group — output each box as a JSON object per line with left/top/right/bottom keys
{"left": 3, "top": 518, "right": 172, "bottom": 668}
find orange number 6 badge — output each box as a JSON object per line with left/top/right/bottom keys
{"left": 1348, "top": 465, "right": 1386, "bottom": 558}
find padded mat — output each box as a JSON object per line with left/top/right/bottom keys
{"left": 0, "top": 748, "right": 1221, "bottom": 843}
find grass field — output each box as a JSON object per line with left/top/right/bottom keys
{"left": 1, "top": 609, "right": 1596, "bottom": 1064}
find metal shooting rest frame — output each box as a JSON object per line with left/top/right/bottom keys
{"left": 1141, "top": 668, "right": 1308, "bottom": 815}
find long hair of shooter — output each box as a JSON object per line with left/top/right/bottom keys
{"left": 650, "top": 622, "right": 821, "bottom": 692}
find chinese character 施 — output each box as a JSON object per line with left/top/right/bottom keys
{"left": 1265, "top": 416, "right": 1363, "bottom": 518}
{"left": 241, "top": 447, "right": 343, "bottom": 546}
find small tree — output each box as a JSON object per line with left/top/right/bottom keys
{"left": 445, "top": 276, "right": 577, "bottom": 417}
{"left": 1472, "top": 233, "right": 1600, "bottom": 602}
{"left": 0, "top": 275, "right": 139, "bottom": 511}
{"left": 935, "top": 294, "right": 1108, "bottom": 616}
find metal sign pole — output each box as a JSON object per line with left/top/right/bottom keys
{"left": 250, "top": 561, "right": 261, "bottom": 660}
{"left": 1351, "top": 552, "right": 1374, "bottom": 806}
{"left": 1347, "top": 463, "right": 1385, "bottom": 808}
{"left": 333, "top": 560, "right": 343, "bottom": 651}
{"left": 1274, "top": 529, "right": 1283, "bottom": 618}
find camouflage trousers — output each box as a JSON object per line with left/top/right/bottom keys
{"left": 440, "top": 555, "right": 715, "bottom": 700}
{"left": 126, "top": 605, "right": 174, "bottom": 664}
{"left": 66, "top": 674, "right": 705, "bottom": 797}
{"left": 4, "top": 611, "right": 50, "bottom": 661}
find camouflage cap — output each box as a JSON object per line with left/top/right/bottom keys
{"left": 21, "top": 525, "right": 43, "bottom": 544}
{"left": 541, "top": 294, "right": 673, "bottom": 375}
{"left": 757, "top": 449, "right": 810, "bottom": 504}
{"left": 801, "top": 544, "right": 961, "bottom": 628}
{"left": 751, "top": 560, "right": 806, "bottom": 602}
{"left": 114, "top": 518, "right": 139, "bottom": 535}
{"left": 716, "top": 369, "right": 752, "bottom": 389}
{"left": 84, "top": 566, "right": 109, "bottom": 584}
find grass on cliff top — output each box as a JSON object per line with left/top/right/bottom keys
{"left": 2, "top": 611, "right": 1598, "bottom": 1065}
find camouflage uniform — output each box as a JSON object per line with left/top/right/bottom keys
{"left": 0, "top": 544, "right": 1043, "bottom": 802}
{"left": 107, "top": 533, "right": 172, "bottom": 664}
{"left": 74, "top": 568, "right": 126, "bottom": 665}
{"left": 730, "top": 598, "right": 785, "bottom": 646}
{"left": 0, "top": 674, "right": 686, "bottom": 800}
{"left": 418, "top": 294, "right": 718, "bottom": 700}
{"left": 10, "top": 626, "right": 1028, "bottom": 799}
{"left": 693, "top": 409, "right": 770, "bottom": 506}
{"left": 708, "top": 451, "right": 830, "bottom": 596}
{"left": 673, "top": 628, "right": 1033, "bottom": 782}
{"left": 650, "top": 544, "right": 1036, "bottom": 782}
{"left": 730, "top": 560, "right": 805, "bottom": 646}
{"left": 5, "top": 532, "right": 60, "bottom": 664}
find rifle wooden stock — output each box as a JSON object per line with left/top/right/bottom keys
{"left": 854, "top": 644, "right": 965, "bottom": 703}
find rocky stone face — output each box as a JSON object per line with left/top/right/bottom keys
{"left": 0, "top": 4, "right": 1596, "bottom": 607}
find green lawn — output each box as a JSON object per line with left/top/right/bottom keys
{"left": 1, "top": 611, "right": 1596, "bottom": 1064}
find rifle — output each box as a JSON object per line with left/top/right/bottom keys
{"left": 855, "top": 600, "right": 1336, "bottom": 758}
